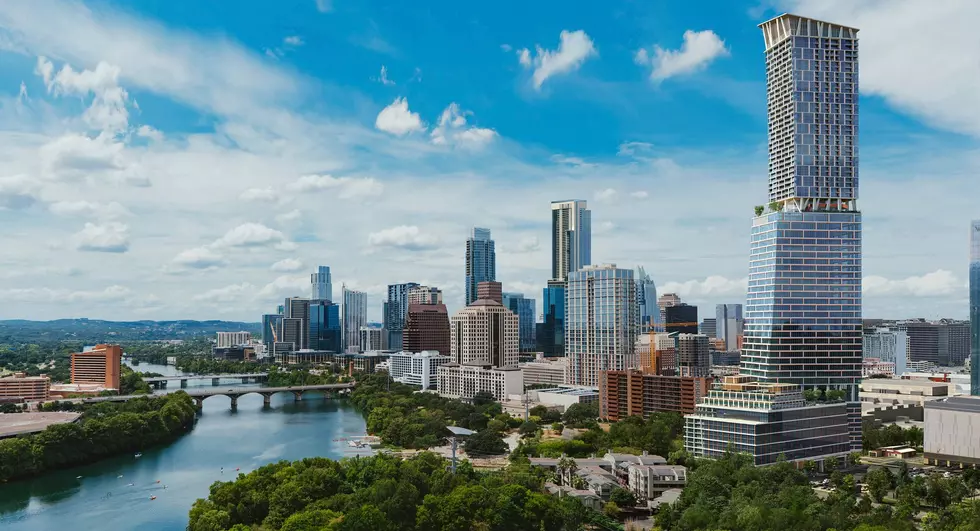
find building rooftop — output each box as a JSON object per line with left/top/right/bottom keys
{"left": 862, "top": 379, "right": 949, "bottom": 390}
{"left": 758, "top": 13, "right": 860, "bottom": 32}
{"left": 536, "top": 387, "right": 600, "bottom": 396}
{"left": 0, "top": 412, "right": 81, "bottom": 438}
{"left": 925, "top": 396, "right": 980, "bottom": 414}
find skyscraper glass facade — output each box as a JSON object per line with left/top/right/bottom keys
{"left": 465, "top": 227, "right": 496, "bottom": 306}
{"left": 311, "top": 265, "right": 332, "bottom": 302}
{"left": 539, "top": 281, "right": 566, "bottom": 357}
{"left": 342, "top": 287, "right": 368, "bottom": 353}
{"left": 551, "top": 200, "right": 591, "bottom": 282}
{"left": 636, "top": 266, "right": 660, "bottom": 333}
{"left": 385, "top": 282, "right": 419, "bottom": 350}
{"left": 743, "top": 15, "right": 863, "bottom": 449}
{"left": 503, "top": 292, "right": 537, "bottom": 352}
{"left": 716, "top": 303, "right": 744, "bottom": 351}
{"left": 971, "top": 221, "right": 980, "bottom": 395}
{"left": 309, "top": 300, "right": 341, "bottom": 352}
{"left": 565, "top": 265, "right": 638, "bottom": 386}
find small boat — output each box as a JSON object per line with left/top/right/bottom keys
{"left": 235, "top": 467, "right": 240, "bottom": 472}
{"left": 134, "top": 453, "right": 143, "bottom": 458}
{"left": 150, "top": 496, "right": 157, "bottom": 500}
{"left": 127, "top": 483, "right": 134, "bottom": 487}
{"left": 155, "top": 480, "right": 161, "bottom": 484}
{"left": 117, "top": 475, "right": 123, "bottom": 478}
{"left": 76, "top": 475, "right": 83, "bottom": 479}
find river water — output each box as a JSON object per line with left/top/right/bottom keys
{"left": 0, "top": 362, "right": 370, "bottom": 530}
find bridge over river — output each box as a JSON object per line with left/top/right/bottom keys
{"left": 142, "top": 373, "right": 269, "bottom": 388}
{"left": 82, "top": 382, "right": 357, "bottom": 409}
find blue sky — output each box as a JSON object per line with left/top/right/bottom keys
{"left": 0, "top": 0, "right": 977, "bottom": 322}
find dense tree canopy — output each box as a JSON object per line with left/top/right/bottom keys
{"left": 512, "top": 413, "right": 685, "bottom": 461}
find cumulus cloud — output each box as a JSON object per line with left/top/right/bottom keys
{"left": 594, "top": 188, "right": 617, "bottom": 202}
{"left": 514, "top": 236, "right": 541, "bottom": 253}
{"left": 0, "top": 285, "right": 133, "bottom": 303}
{"left": 617, "top": 141, "right": 655, "bottom": 157}
{"left": 0, "top": 175, "right": 41, "bottom": 210}
{"left": 430, "top": 103, "right": 497, "bottom": 148}
{"left": 864, "top": 270, "right": 961, "bottom": 297}
{"left": 258, "top": 274, "right": 310, "bottom": 299}
{"left": 171, "top": 246, "right": 226, "bottom": 270}
{"left": 239, "top": 187, "right": 280, "bottom": 202}
{"left": 283, "top": 35, "right": 304, "bottom": 47}
{"left": 367, "top": 225, "right": 439, "bottom": 251}
{"left": 661, "top": 276, "right": 748, "bottom": 298}
{"left": 375, "top": 97, "right": 425, "bottom": 135}
{"left": 49, "top": 200, "right": 131, "bottom": 219}
{"left": 136, "top": 125, "right": 163, "bottom": 141}
{"left": 193, "top": 282, "right": 256, "bottom": 303}
{"left": 73, "top": 222, "right": 130, "bottom": 253}
{"left": 518, "top": 30, "right": 597, "bottom": 89}
{"left": 271, "top": 258, "right": 304, "bottom": 272}
{"left": 635, "top": 30, "right": 729, "bottom": 83}
{"left": 595, "top": 220, "right": 617, "bottom": 234}
{"left": 287, "top": 174, "right": 384, "bottom": 198}
{"left": 37, "top": 56, "right": 130, "bottom": 132}
{"left": 377, "top": 65, "right": 395, "bottom": 86}
{"left": 212, "top": 222, "right": 294, "bottom": 250}
{"left": 630, "top": 191, "right": 649, "bottom": 199}
{"left": 275, "top": 210, "right": 302, "bottom": 224}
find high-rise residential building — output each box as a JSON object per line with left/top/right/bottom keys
{"left": 599, "top": 370, "right": 711, "bottom": 420}
{"left": 538, "top": 280, "right": 566, "bottom": 357}
{"left": 341, "top": 286, "right": 368, "bottom": 353}
{"left": 699, "top": 319, "right": 717, "bottom": 339}
{"left": 309, "top": 299, "right": 341, "bottom": 352}
{"left": 503, "top": 292, "right": 537, "bottom": 352}
{"left": 716, "top": 304, "right": 744, "bottom": 351}
{"left": 972, "top": 221, "right": 980, "bottom": 395}
{"left": 283, "top": 297, "right": 311, "bottom": 350}
{"left": 657, "top": 293, "right": 681, "bottom": 327}
{"left": 565, "top": 264, "right": 639, "bottom": 387}
{"left": 863, "top": 327, "right": 908, "bottom": 376}
{"left": 741, "top": 14, "right": 863, "bottom": 449}
{"left": 665, "top": 304, "right": 698, "bottom": 335}
{"left": 675, "top": 334, "right": 711, "bottom": 378}
{"left": 71, "top": 344, "right": 122, "bottom": 389}
{"left": 404, "top": 303, "right": 452, "bottom": 355}
{"left": 896, "top": 320, "right": 971, "bottom": 366}
{"left": 551, "top": 200, "right": 591, "bottom": 282}
{"left": 216, "top": 331, "right": 251, "bottom": 348}
{"left": 465, "top": 227, "right": 496, "bottom": 306}
{"left": 384, "top": 282, "right": 419, "bottom": 350}
{"left": 407, "top": 285, "right": 443, "bottom": 305}
{"left": 636, "top": 266, "right": 661, "bottom": 333}
{"left": 262, "top": 313, "right": 283, "bottom": 348}
{"left": 311, "top": 265, "right": 333, "bottom": 302}
{"left": 477, "top": 281, "right": 503, "bottom": 304}
{"left": 450, "top": 298, "right": 519, "bottom": 367}
{"left": 359, "top": 325, "right": 386, "bottom": 351}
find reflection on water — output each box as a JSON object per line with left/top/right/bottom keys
{"left": 0, "top": 363, "right": 368, "bottom": 531}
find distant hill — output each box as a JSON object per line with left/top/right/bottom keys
{"left": 0, "top": 319, "right": 262, "bottom": 343}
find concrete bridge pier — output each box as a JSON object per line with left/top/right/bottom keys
{"left": 229, "top": 395, "right": 239, "bottom": 409}
{"left": 292, "top": 391, "right": 304, "bottom": 402}
{"left": 194, "top": 397, "right": 204, "bottom": 410}
{"left": 181, "top": 379, "right": 188, "bottom": 388}
{"left": 212, "top": 378, "right": 220, "bottom": 386}
{"left": 261, "top": 392, "right": 273, "bottom": 407}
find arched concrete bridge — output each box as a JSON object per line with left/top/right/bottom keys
{"left": 82, "top": 382, "right": 356, "bottom": 408}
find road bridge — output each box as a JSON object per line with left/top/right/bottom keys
{"left": 82, "top": 382, "right": 356, "bottom": 409}
{"left": 141, "top": 373, "right": 269, "bottom": 389}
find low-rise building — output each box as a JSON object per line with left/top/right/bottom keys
{"left": 437, "top": 361, "right": 523, "bottom": 401}
{"left": 684, "top": 375, "right": 850, "bottom": 466}
{"left": 389, "top": 351, "right": 449, "bottom": 389}
{"left": 519, "top": 355, "right": 567, "bottom": 386}
{"left": 862, "top": 358, "right": 896, "bottom": 378}
{"left": 860, "top": 378, "right": 949, "bottom": 411}
{"left": 0, "top": 373, "right": 51, "bottom": 402}
{"left": 923, "top": 396, "right": 980, "bottom": 467}
{"left": 599, "top": 369, "right": 711, "bottom": 420}
{"left": 628, "top": 464, "right": 687, "bottom": 502}
{"left": 533, "top": 386, "right": 599, "bottom": 409}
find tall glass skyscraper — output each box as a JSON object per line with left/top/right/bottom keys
{"left": 341, "top": 286, "right": 367, "bottom": 353}
{"left": 971, "top": 220, "right": 980, "bottom": 395}
{"left": 309, "top": 299, "right": 341, "bottom": 352}
{"left": 465, "top": 228, "right": 496, "bottom": 306}
{"left": 385, "top": 282, "right": 419, "bottom": 350}
{"left": 742, "top": 15, "right": 863, "bottom": 449}
{"left": 311, "top": 265, "right": 332, "bottom": 302}
{"left": 636, "top": 266, "right": 660, "bottom": 333}
{"left": 551, "top": 200, "right": 591, "bottom": 282}
{"left": 538, "top": 280, "right": 566, "bottom": 357}
{"left": 502, "top": 292, "right": 537, "bottom": 352}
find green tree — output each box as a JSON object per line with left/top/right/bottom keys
{"left": 610, "top": 487, "right": 637, "bottom": 508}
{"left": 518, "top": 421, "right": 539, "bottom": 439}
{"left": 602, "top": 501, "right": 621, "bottom": 519}
{"left": 464, "top": 429, "right": 508, "bottom": 456}
{"left": 865, "top": 468, "right": 893, "bottom": 502}
{"left": 562, "top": 402, "right": 599, "bottom": 428}
{"left": 825, "top": 456, "right": 840, "bottom": 471}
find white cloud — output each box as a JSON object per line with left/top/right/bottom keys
{"left": 864, "top": 270, "right": 961, "bottom": 297}
{"left": 430, "top": 103, "right": 497, "bottom": 148}
{"left": 171, "top": 246, "right": 226, "bottom": 270}
{"left": 500, "top": 44, "right": 512, "bottom": 52}
{"left": 283, "top": 35, "right": 304, "bottom": 47}
{"left": 275, "top": 209, "right": 302, "bottom": 224}
{"left": 258, "top": 274, "right": 309, "bottom": 299}
{"left": 630, "top": 191, "right": 649, "bottom": 199}
{"left": 594, "top": 188, "right": 617, "bottom": 202}
{"left": 635, "top": 30, "right": 729, "bottom": 83}
{"left": 617, "top": 141, "right": 655, "bottom": 157}
{"left": 36, "top": 56, "right": 130, "bottom": 132}
{"left": 193, "top": 282, "right": 256, "bottom": 303}
{"left": 271, "top": 258, "right": 304, "bottom": 272}
{"left": 73, "top": 222, "right": 130, "bottom": 253}
{"left": 518, "top": 30, "right": 597, "bottom": 89}
{"left": 239, "top": 187, "right": 280, "bottom": 202}
{"left": 514, "top": 236, "right": 541, "bottom": 253}
{"left": 551, "top": 155, "right": 594, "bottom": 168}
{"left": 136, "top": 125, "right": 163, "bottom": 141}
{"left": 315, "top": 0, "right": 333, "bottom": 13}
{"left": 378, "top": 65, "right": 394, "bottom": 86}
{"left": 212, "top": 222, "right": 293, "bottom": 250}
{"left": 595, "top": 220, "right": 617, "bottom": 234}
{"left": 661, "top": 276, "right": 747, "bottom": 299}
{"left": 375, "top": 97, "right": 425, "bottom": 135}
{"left": 49, "top": 200, "right": 130, "bottom": 219}
{"left": 0, "top": 175, "right": 41, "bottom": 210}
{"left": 367, "top": 225, "right": 439, "bottom": 251}
{"left": 287, "top": 174, "right": 384, "bottom": 198}
{"left": 0, "top": 285, "right": 133, "bottom": 303}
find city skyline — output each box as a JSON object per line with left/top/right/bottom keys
{"left": 0, "top": 2, "right": 977, "bottom": 323}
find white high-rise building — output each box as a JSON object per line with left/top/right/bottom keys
{"left": 551, "top": 200, "right": 591, "bottom": 282}
{"left": 216, "top": 331, "right": 252, "bottom": 348}
{"left": 311, "top": 265, "right": 333, "bottom": 301}
{"left": 450, "top": 299, "right": 519, "bottom": 367}
{"left": 389, "top": 350, "right": 449, "bottom": 389}
{"left": 863, "top": 327, "right": 908, "bottom": 376}
{"left": 359, "top": 326, "right": 386, "bottom": 351}
{"left": 565, "top": 264, "right": 639, "bottom": 386}
{"left": 341, "top": 286, "right": 367, "bottom": 353}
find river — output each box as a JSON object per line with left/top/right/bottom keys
{"left": 0, "top": 362, "right": 370, "bottom": 530}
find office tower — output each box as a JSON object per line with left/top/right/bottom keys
{"left": 450, "top": 297, "right": 519, "bottom": 367}
{"left": 503, "top": 292, "right": 537, "bottom": 352}
{"left": 216, "top": 331, "right": 251, "bottom": 348}
{"left": 675, "top": 334, "right": 711, "bottom": 378}
{"left": 262, "top": 314, "right": 283, "bottom": 348}
{"left": 565, "top": 264, "right": 638, "bottom": 386}
{"left": 538, "top": 280, "right": 566, "bottom": 357}
{"left": 716, "top": 304, "right": 744, "bottom": 351}
{"left": 283, "top": 297, "right": 311, "bottom": 350}
{"left": 309, "top": 299, "right": 341, "bottom": 351}
{"left": 551, "top": 200, "right": 591, "bottom": 282}
{"left": 359, "top": 325, "right": 386, "bottom": 351}
{"left": 384, "top": 282, "right": 419, "bottom": 350}
{"left": 477, "top": 281, "right": 503, "bottom": 304}
{"left": 973, "top": 221, "right": 980, "bottom": 395}
{"left": 897, "top": 320, "right": 971, "bottom": 366}
{"left": 863, "top": 327, "right": 908, "bottom": 376}
{"left": 404, "top": 303, "right": 452, "bottom": 355}
{"left": 657, "top": 293, "right": 681, "bottom": 327}
{"left": 341, "top": 286, "right": 368, "bottom": 353}
{"left": 700, "top": 319, "right": 717, "bottom": 338}
{"left": 665, "top": 304, "right": 698, "bottom": 334}
{"left": 742, "top": 14, "right": 862, "bottom": 449}
{"left": 311, "top": 265, "right": 333, "bottom": 302}
{"left": 70, "top": 344, "right": 122, "bottom": 389}
{"left": 407, "top": 285, "right": 443, "bottom": 305}
{"left": 636, "top": 266, "right": 660, "bottom": 333}
{"left": 465, "top": 227, "right": 496, "bottom": 306}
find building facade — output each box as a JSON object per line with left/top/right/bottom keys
{"left": 599, "top": 369, "right": 711, "bottom": 420}
{"left": 71, "top": 344, "right": 122, "bottom": 389}
{"left": 477, "top": 281, "right": 503, "bottom": 304}
{"left": 565, "top": 264, "right": 639, "bottom": 387}
{"left": 503, "top": 292, "right": 537, "bottom": 352}
{"left": 385, "top": 282, "right": 420, "bottom": 350}
{"left": 636, "top": 266, "right": 661, "bottom": 333}
{"left": 0, "top": 373, "right": 51, "bottom": 402}
{"left": 407, "top": 285, "right": 443, "bottom": 305}
{"left": 261, "top": 313, "right": 283, "bottom": 348}
{"left": 551, "top": 200, "right": 591, "bottom": 282}
{"left": 863, "top": 327, "right": 908, "bottom": 376}
{"left": 359, "top": 325, "right": 386, "bottom": 351}
{"left": 675, "top": 334, "right": 711, "bottom": 378}
{"left": 657, "top": 293, "right": 681, "bottom": 328}
{"left": 519, "top": 356, "right": 568, "bottom": 386}
{"left": 404, "top": 303, "right": 452, "bottom": 356}
{"left": 716, "top": 304, "right": 744, "bottom": 351}
{"left": 742, "top": 14, "right": 863, "bottom": 449}
{"left": 684, "top": 375, "right": 851, "bottom": 465}
{"left": 664, "top": 304, "right": 698, "bottom": 335}
{"left": 216, "top": 331, "right": 251, "bottom": 348}
{"left": 389, "top": 350, "right": 449, "bottom": 389}
{"left": 450, "top": 298, "right": 520, "bottom": 367}
{"left": 700, "top": 319, "right": 717, "bottom": 339}
{"left": 538, "top": 280, "right": 566, "bottom": 357}
{"left": 897, "top": 320, "right": 971, "bottom": 366}
{"left": 465, "top": 227, "right": 496, "bottom": 306}
{"left": 924, "top": 396, "right": 980, "bottom": 466}
{"left": 283, "top": 297, "right": 311, "bottom": 351}
{"left": 437, "top": 361, "right": 523, "bottom": 401}
{"left": 309, "top": 299, "right": 342, "bottom": 352}
{"left": 311, "top": 265, "right": 333, "bottom": 301}
{"left": 342, "top": 286, "right": 368, "bottom": 353}
{"left": 973, "top": 221, "right": 980, "bottom": 395}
